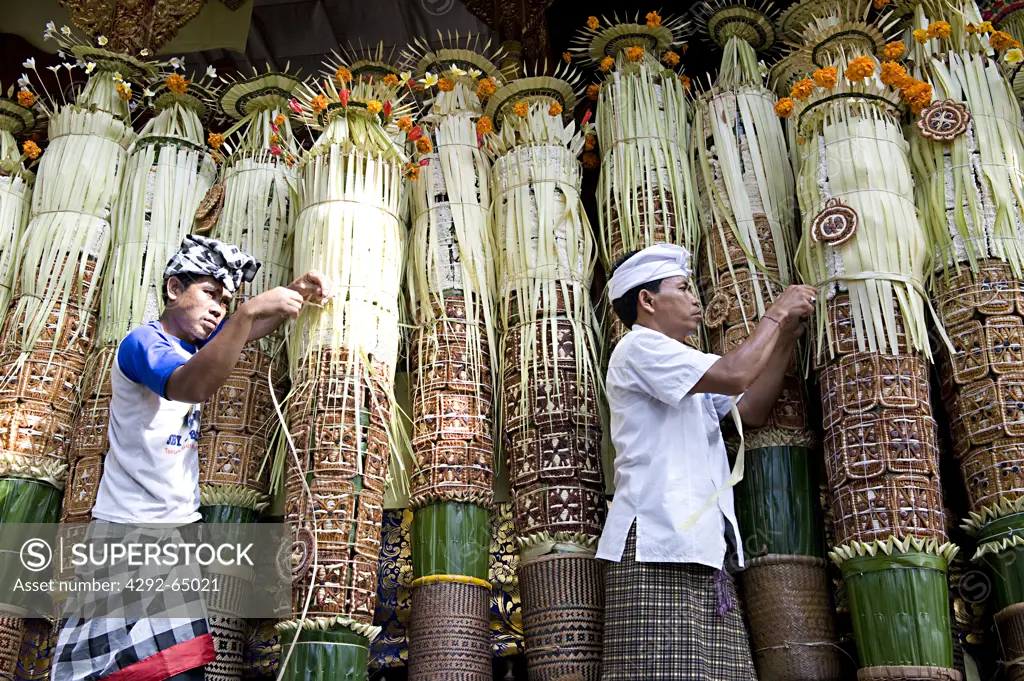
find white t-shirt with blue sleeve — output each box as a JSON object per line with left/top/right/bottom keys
{"left": 91, "top": 321, "right": 218, "bottom": 524}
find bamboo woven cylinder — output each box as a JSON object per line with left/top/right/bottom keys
{"left": 741, "top": 555, "right": 843, "bottom": 681}
{"left": 407, "top": 581, "right": 491, "bottom": 681}
{"left": 856, "top": 666, "right": 962, "bottom": 681}
{"left": 996, "top": 603, "right": 1024, "bottom": 681}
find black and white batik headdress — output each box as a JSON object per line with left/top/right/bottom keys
{"left": 163, "top": 234, "right": 261, "bottom": 294}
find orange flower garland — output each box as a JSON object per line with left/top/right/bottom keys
{"left": 600, "top": 57, "right": 614, "bottom": 72}
{"left": 415, "top": 137, "right": 432, "bottom": 155}
{"left": 166, "top": 73, "right": 189, "bottom": 95}
{"left": 790, "top": 78, "right": 814, "bottom": 100}
{"left": 845, "top": 56, "right": 876, "bottom": 83}
{"left": 774, "top": 97, "right": 795, "bottom": 118}
{"left": 626, "top": 46, "right": 645, "bottom": 62}
{"left": 397, "top": 117, "right": 413, "bottom": 132}
{"left": 476, "top": 117, "right": 493, "bottom": 135}
{"left": 513, "top": 101, "right": 529, "bottom": 117}
{"left": 813, "top": 67, "right": 838, "bottom": 88}
{"left": 587, "top": 84, "right": 600, "bottom": 100}
{"left": 438, "top": 78, "right": 454, "bottom": 92}
{"left": 646, "top": 11, "right": 662, "bottom": 27}
{"left": 383, "top": 74, "right": 400, "bottom": 87}
{"left": 662, "top": 51, "right": 680, "bottom": 67}
{"left": 208, "top": 132, "right": 224, "bottom": 150}
{"left": 335, "top": 66, "right": 352, "bottom": 84}
{"left": 366, "top": 100, "right": 383, "bottom": 114}
{"left": 883, "top": 41, "right": 906, "bottom": 60}
{"left": 311, "top": 94, "right": 328, "bottom": 114}
{"left": 587, "top": 16, "right": 599, "bottom": 30}
{"left": 22, "top": 140, "right": 40, "bottom": 159}
{"left": 16, "top": 90, "right": 34, "bottom": 107}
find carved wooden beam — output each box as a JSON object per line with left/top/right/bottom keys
{"left": 460, "top": 0, "right": 553, "bottom": 63}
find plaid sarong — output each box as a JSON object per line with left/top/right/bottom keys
{"left": 601, "top": 524, "right": 757, "bottom": 681}
{"left": 52, "top": 522, "right": 216, "bottom": 681}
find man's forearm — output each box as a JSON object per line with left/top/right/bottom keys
{"left": 737, "top": 341, "right": 793, "bottom": 426}
{"left": 164, "top": 311, "right": 255, "bottom": 403}
{"left": 693, "top": 315, "right": 783, "bottom": 395}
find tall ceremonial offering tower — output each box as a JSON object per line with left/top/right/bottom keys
{"left": 782, "top": 0, "right": 961, "bottom": 678}
{"left": 690, "top": 2, "right": 842, "bottom": 678}
{"left": 399, "top": 35, "right": 503, "bottom": 681}
{"left": 481, "top": 62, "right": 606, "bottom": 680}
{"left": 278, "top": 47, "right": 411, "bottom": 681}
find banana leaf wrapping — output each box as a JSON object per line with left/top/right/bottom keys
{"left": 278, "top": 628, "right": 369, "bottom": 681}
{"left": 411, "top": 502, "right": 490, "bottom": 580}
{"left": 279, "top": 73, "right": 408, "bottom": 646}
{"left": 199, "top": 91, "right": 302, "bottom": 517}
{"left": 0, "top": 74, "right": 135, "bottom": 493}
{"left": 487, "top": 97, "right": 606, "bottom": 556}
{"left": 63, "top": 99, "right": 216, "bottom": 523}
{"left": 407, "top": 79, "right": 497, "bottom": 510}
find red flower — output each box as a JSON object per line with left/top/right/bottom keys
{"left": 271, "top": 122, "right": 279, "bottom": 133}
{"left": 408, "top": 125, "right": 423, "bottom": 141}
{"left": 270, "top": 145, "right": 282, "bottom": 156}
{"left": 477, "top": 132, "right": 483, "bottom": 147}
{"left": 383, "top": 101, "right": 392, "bottom": 117}
{"left": 288, "top": 98, "right": 301, "bottom": 113}
{"left": 339, "top": 89, "right": 350, "bottom": 107}
{"left": 582, "top": 109, "right": 592, "bottom": 125}
{"left": 418, "top": 158, "right": 430, "bottom": 166}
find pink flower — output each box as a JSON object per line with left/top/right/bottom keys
{"left": 477, "top": 132, "right": 483, "bottom": 147}
{"left": 270, "top": 145, "right": 282, "bottom": 156}
{"left": 288, "top": 98, "right": 301, "bottom": 113}
{"left": 418, "top": 158, "right": 430, "bottom": 166}
{"left": 383, "top": 100, "right": 392, "bottom": 117}
{"left": 339, "top": 89, "right": 350, "bottom": 106}
{"left": 271, "top": 122, "right": 279, "bottom": 133}
{"left": 582, "top": 109, "right": 592, "bottom": 125}
{"left": 408, "top": 125, "right": 422, "bottom": 141}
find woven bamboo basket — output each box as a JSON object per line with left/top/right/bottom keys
{"left": 996, "top": 602, "right": 1024, "bottom": 681}
{"left": 0, "top": 617, "right": 23, "bottom": 680}
{"left": 742, "top": 555, "right": 843, "bottom": 681}
{"left": 856, "top": 666, "right": 962, "bottom": 681}
{"left": 407, "top": 580, "right": 492, "bottom": 681}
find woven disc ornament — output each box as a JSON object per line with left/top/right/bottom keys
{"left": 810, "top": 198, "right": 858, "bottom": 246}
{"left": 290, "top": 527, "right": 315, "bottom": 584}
{"left": 704, "top": 291, "right": 731, "bottom": 328}
{"left": 917, "top": 100, "right": 971, "bottom": 142}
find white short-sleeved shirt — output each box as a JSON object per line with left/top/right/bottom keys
{"left": 595, "top": 324, "right": 744, "bottom": 569}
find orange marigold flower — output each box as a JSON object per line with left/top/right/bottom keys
{"left": 774, "top": 97, "right": 795, "bottom": 118}
{"left": 116, "top": 82, "right": 132, "bottom": 101}
{"left": 790, "top": 78, "right": 814, "bottom": 100}
{"left": 208, "top": 132, "right": 224, "bottom": 150}
{"left": 563, "top": 52, "right": 572, "bottom": 64}
{"left": 600, "top": 56, "right": 614, "bottom": 72}
{"left": 979, "top": 21, "right": 994, "bottom": 33}
{"left": 476, "top": 77, "right": 497, "bottom": 100}
{"left": 548, "top": 101, "right": 563, "bottom": 116}
{"left": 437, "top": 78, "right": 454, "bottom": 92}
{"left": 880, "top": 61, "right": 909, "bottom": 87}
{"left": 662, "top": 50, "right": 680, "bottom": 67}
{"left": 966, "top": 22, "right": 978, "bottom": 34}
{"left": 383, "top": 74, "right": 400, "bottom": 87}
{"left": 992, "top": 30, "right": 1016, "bottom": 51}
{"left": 913, "top": 29, "right": 929, "bottom": 43}
{"left": 679, "top": 74, "right": 691, "bottom": 90}
{"left": 513, "top": 101, "right": 529, "bottom": 117}
{"left": 366, "top": 100, "right": 383, "bottom": 114}
{"left": 646, "top": 11, "right": 662, "bottom": 27}
{"left": 587, "top": 16, "right": 600, "bottom": 30}
{"left": 883, "top": 41, "right": 906, "bottom": 60}
{"left": 813, "top": 67, "right": 838, "bottom": 88}
{"left": 274, "top": 113, "right": 286, "bottom": 127}
{"left": 476, "top": 116, "right": 493, "bottom": 135}
{"left": 845, "top": 55, "right": 876, "bottom": 83}
{"left": 587, "top": 84, "right": 601, "bottom": 100}
{"left": 335, "top": 66, "right": 352, "bottom": 84}
{"left": 404, "top": 163, "right": 420, "bottom": 181}
{"left": 582, "top": 151, "right": 599, "bottom": 169}
{"left": 415, "top": 137, "right": 433, "bottom": 155}
{"left": 584, "top": 134, "right": 597, "bottom": 151}
{"left": 166, "top": 73, "right": 189, "bottom": 95}
{"left": 873, "top": 0, "right": 889, "bottom": 8}
{"left": 311, "top": 94, "right": 328, "bottom": 114}
{"left": 16, "top": 89, "right": 34, "bottom": 107}
{"left": 397, "top": 117, "right": 413, "bottom": 132}
{"left": 626, "top": 46, "right": 645, "bottom": 62}
{"left": 928, "top": 21, "right": 952, "bottom": 39}
{"left": 269, "top": 133, "right": 280, "bottom": 145}
{"left": 22, "top": 140, "right": 40, "bottom": 160}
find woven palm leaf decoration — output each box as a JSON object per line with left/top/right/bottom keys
{"left": 273, "top": 45, "right": 412, "bottom": 681}
{"left": 480, "top": 60, "right": 606, "bottom": 681}
{"left": 0, "top": 25, "right": 148, "bottom": 523}
{"left": 905, "top": 0, "right": 1024, "bottom": 668}
{"left": 398, "top": 34, "right": 503, "bottom": 681}
{"left": 691, "top": 3, "right": 842, "bottom": 678}
{"left": 784, "top": 0, "right": 959, "bottom": 674}
{"left": 62, "top": 67, "right": 220, "bottom": 526}
{"left": 572, "top": 11, "right": 700, "bottom": 352}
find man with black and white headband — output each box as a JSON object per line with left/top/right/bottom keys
{"left": 54, "top": 234, "right": 331, "bottom": 681}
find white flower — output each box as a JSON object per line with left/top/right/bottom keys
{"left": 84, "top": 62, "right": 96, "bottom": 74}
{"left": 1007, "top": 47, "right": 1024, "bottom": 64}
{"left": 421, "top": 72, "right": 438, "bottom": 87}
{"left": 112, "top": 71, "right": 123, "bottom": 82}
{"left": 449, "top": 63, "right": 467, "bottom": 76}
{"left": 169, "top": 57, "right": 183, "bottom": 70}
{"left": 140, "top": 48, "right": 150, "bottom": 57}
{"left": 97, "top": 35, "right": 108, "bottom": 46}
{"left": 143, "top": 88, "right": 154, "bottom": 98}
{"left": 22, "top": 58, "right": 35, "bottom": 70}
{"left": 60, "top": 25, "right": 71, "bottom": 36}
{"left": 205, "top": 65, "right": 217, "bottom": 79}
{"left": 467, "top": 68, "right": 482, "bottom": 79}
{"left": 46, "top": 65, "right": 60, "bottom": 75}
{"left": 399, "top": 71, "right": 412, "bottom": 83}
{"left": 57, "top": 50, "right": 64, "bottom": 58}
{"left": 45, "top": 21, "right": 56, "bottom": 32}
{"left": 17, "top": 74, "right": 29, "bottom": 88}
{"left": 62, "top": 62, "right": 75, "bottom": 71}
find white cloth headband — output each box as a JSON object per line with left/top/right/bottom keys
{"left": 607, "top": 243, "right": 692, "bottom": 301}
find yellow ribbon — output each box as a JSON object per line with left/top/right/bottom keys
{"left": 410, "top": 575, "right": 490, "bottom": 589}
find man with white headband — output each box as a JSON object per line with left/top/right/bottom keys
{"left": 598, "top": 243, "right": 817, "bottom": 681}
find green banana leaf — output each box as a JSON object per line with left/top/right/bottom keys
{"left": 734, "top": 446, "right": 824, "bottom": 557}
{"left": 0, "top": 477, "right": 62, "bottom": 523}
{"left": 278, "top": 627, "right": 369, "bottom": 681}
{"left": 982, "top": 546, "right": 1024, "bottom": 612}
{"left": 841, "top": 551, "right": 953, "bottom": 668}
{"left": 200, "top": 504, "right": 259, "bottom": 524}
{"left": 411, "top": 502, "right": 489, "bottom": 580}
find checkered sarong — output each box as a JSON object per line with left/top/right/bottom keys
{"left": 601, "top": 524, "right": 757, "bottom": 681}
{"left": 52, "top": 522, "right": 216, "bottom": 681}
